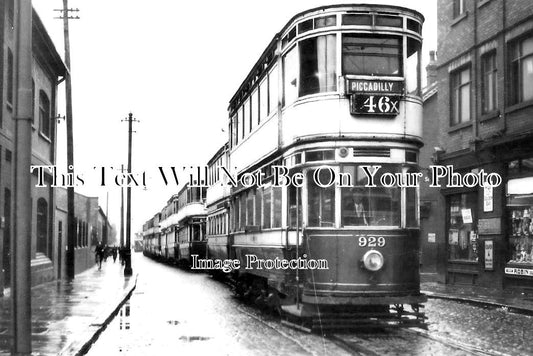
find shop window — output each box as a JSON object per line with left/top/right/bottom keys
{"left": 507, "top": 177, "right": 533, "bottom": 265}
{"left": 509, "top": 36, "right": 533, "bottom": 105}
{"left": 481, "top": 51, "right": 498, "bottom": 113}
{"left": 450, "top": 66, "right": 471, "bottom": 125}
{"left": 342, "top": 35, "right": 401, "bottom": 76}
{"left": 448, "top": 192, "right": 478, "bottom": 261}
{"left": 299, "top": 34, "right": 336, "bottom": 96}
{"left": 307, "top": 168, "right": 335, "bottom": 227}
{"left": 340, "top": 165, "right": 401, "bottom": 227}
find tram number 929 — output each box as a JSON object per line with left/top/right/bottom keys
{"left": 350, "top": 94, "right": 400, "bottom": 115}
{"left": 358, "top": 236, "right": 386, "bottom": 248}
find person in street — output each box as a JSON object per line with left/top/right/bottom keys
{"left": 112, "top": 246, "right": 118, "bottom": 263}
{"left": 95, "top": 242, "right": 104, "bottom": 270}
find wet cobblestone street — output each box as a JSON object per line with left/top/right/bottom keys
{"left": 84, "top": 256, "right": 533, "bottom": 355}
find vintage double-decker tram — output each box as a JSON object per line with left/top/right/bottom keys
{"left": 220, "top": 4, "right": 426, "bottom": 328}
{"left": 142, "top": 212, "right": 161, "bottom": 258}
{"left": 174, "top": 183, "right": 208, "bottom": 266}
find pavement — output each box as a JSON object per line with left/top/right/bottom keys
{"left": 420, "top": 273, "right": 533, "bottom": 314}
{"left": 0, "top": 257, "right": 137, "bottom": 356}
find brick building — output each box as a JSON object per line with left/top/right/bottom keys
{"left": 423, "top": 0, "right": 533, "bottom": 290}
{"left": 55, "top": 189, "right": 111, "bottom": 278}
{"left": 0, "top": 5, "right": 66, "bottom": 289}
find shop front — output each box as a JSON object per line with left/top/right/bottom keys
{"left": 504, "top": 158, "right": 533, "bottom": 290}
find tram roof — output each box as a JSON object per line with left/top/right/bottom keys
{"left": 227, "top": 3, "right": 424, "bottom": 113}
{"left": 281, "top": 3, "right": 425, "bottom": 34}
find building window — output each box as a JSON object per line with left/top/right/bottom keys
{"left": 32, "top": 80, "right": 35, "bottom": 124}
{"left": 37, "top": 198, "right": 49, "bottom": 256}
{"left": 342, "top": 35, "right": 402, "bottom": 76}
{"left": 453, "top": 0, "right": 465, "bottom": 18}
{"left": 448, "top": 192, "right": 478, "bottom": 261}
{"left": 7, "top": 49, "right": 14, "bottom": 106}
{"left": 481, "top": 51, "right": 497, "bottom": 113}
{"left": 509, "top": 36, "right": 533, "bottom": 105}
{"left": 8, "top": 0, "right": 14, "bottom": 26}
{"left": 39, "top": 91, "right": 51, "bottom": 138}
{"left": 299, "top": 34, "right": 336, "bottom": 96}
{"left": 450, "top": 66, "right": 471, "bottom": 125}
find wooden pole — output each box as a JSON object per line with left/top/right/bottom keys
{"left": 12, "top": 0, "right": 33, "bottom": 353}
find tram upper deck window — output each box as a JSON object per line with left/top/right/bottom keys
{"left": 340, "top": 165, "right": 400, "bottom": 227}
{"left": 342, "top": 35, "right": 401, "bottom": 76}
{"left": 406, "top": 37, "right": 421, "bottom": 95}
{"left": 299, "top": 34, "right": 337, "bottom": 96}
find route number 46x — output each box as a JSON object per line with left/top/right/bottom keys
{"left": 358, "top": 236, "right": 386, "bottom": 247}
{"left": 362, "top": 95, "right": 399, "bottom": 114}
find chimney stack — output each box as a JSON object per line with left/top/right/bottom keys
{"left": 426, "top": 50, "right": 437, "bottom": 86}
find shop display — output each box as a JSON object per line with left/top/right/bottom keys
{"left": 508, "top": 207, "right": 533, "bottom": 264}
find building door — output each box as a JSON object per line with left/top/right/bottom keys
{"left": 3, "top": 189, "right": 11, "bottom": 286}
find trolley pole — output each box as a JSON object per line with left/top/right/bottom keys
{"left": 120, "top": 164, "right": 125, "bottom": 247}
{"left": 123, "top": 113, "right": 138, "bottom": 276}
{"left": 55, "top": 1, "right": 79, "bottom": 280}
{"left": 12, "top": 0, "right": 33, "bottom": 353}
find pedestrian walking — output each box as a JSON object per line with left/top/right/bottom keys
{"left": 112, "top": 246, "right": 118, "bottom": 263}
{"left": 95, "top": 242, "right": 104, "bottom": 270}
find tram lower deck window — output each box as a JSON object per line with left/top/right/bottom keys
{"left": 342, "top": 35, "right": 402, "bottom": 76}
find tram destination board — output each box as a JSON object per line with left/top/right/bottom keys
{"left": 346, "top": 79, "right": 403, "bottom": 116}
{"left": 350, "top": 94, "right": 401, "bottom": 115}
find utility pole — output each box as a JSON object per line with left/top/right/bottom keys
{"left": 55, "top": 1, "right": 79, "bottom": 280}
{"left": 12, "top": 0, "right": 33, "bottom": 353}
{"left": 120, "top": 164, "right": 125, "bottom": 247}
{"left": 104, "top": 191, "right": 109, "bottom": 245}
{"left": 122, "top": 113, "right": 138, "bottom": 276}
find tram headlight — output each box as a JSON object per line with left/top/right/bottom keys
{"left": 362, "top": 250, "right": 384, "bottom": 272}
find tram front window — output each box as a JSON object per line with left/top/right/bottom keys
{"left": 341, "top": 165, "right": 401, "bottom": 227}
{"left": 342, "top": 35, "right": 402, "bottom": 76}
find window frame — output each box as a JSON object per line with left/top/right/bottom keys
{"left": 481, "top": 50, "right": 498, "bottom": 114}
{"left": 342, "top": 34, "right": 403, "bottom": 77}
{"left": 509, "top": 35, "right": 533, "bottom": 106}
{"left": 39, "top": 90, "right": 51, "bottom": 138}
{"left": 450, "top": 65, "right": 471, "bottom": 126}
